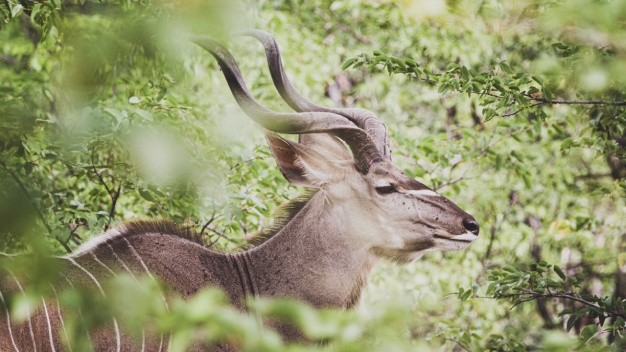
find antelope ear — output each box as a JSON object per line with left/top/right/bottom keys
{"left": 266, "top": 132, "right": 337, "bottom": 188}
{"left": 298, "top": 133, "right": 352, "bottom": 161}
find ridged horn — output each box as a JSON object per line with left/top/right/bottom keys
{"left": 190, "top": 35, "right": 383, "bottom": 173}
{"left": 239, "top": 29, "right": 391, "bottom": 159}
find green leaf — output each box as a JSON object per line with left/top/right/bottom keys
{"left": 461, "top": 66, "right": 469, "bottom": 80}
{"left": 551, "top": 42, "right": 568, "bottom": 50}
{"left": 560, "top": 138, "right": 574, "bottom": 150}
{"left": 503, "top": 265, "right": 518, "bottom": 273}
{"left": 156, "top": 88, "right": 167, "bottom": 101}
{"left": 499, "top": 62, "right": 513, "bottom": 74}
{"left": 104, "top": 108, "right": 125, "bottom": 123}
{"left": 138, "top": 188, "right": 155, "bottom": 202}
{"left": 554, "top": 265, "right": 566, "bottom": 280}
{"left": 460, "top": 289, "right": 471, "bottom": 301}
{"left": 341, "top": 58, "right": 357, "bottom": 70}
{"left": 404, "top": 58, "right": 417, "bottom": 67}
{"left": 522, "top": 172, "right": 532, "bottom": 188}
{"left": 510, "top": 150, "right": 523, "bottom": 161}
{"left": 135, "top": 109, "right": 153, "bottom": 122}
{"left": 566, "top": 314, "right": 580, "bottom": 332}
{"left": 11, "top": 4, "right": 24, "bottom": 17}
{"left": 446, "top": 63, "right": 459, "bottom": 72}
{"left": 581, "top": 324, "right": 599, "bottom": 344}
{"left": 543, "top": 86, "right": 555, "bottom": 102}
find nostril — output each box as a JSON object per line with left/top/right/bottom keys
{"left": 463, "top": 219, "right": 480, "bottom": 236}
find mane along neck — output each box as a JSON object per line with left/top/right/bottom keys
{"left": 246, "top": 189, "right": 319, "bottom": 246}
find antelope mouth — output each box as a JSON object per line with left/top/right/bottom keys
{"left": 433, "top": 233, "right": 478, "bottom": 242}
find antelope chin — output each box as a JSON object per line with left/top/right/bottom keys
{"left": 432, "top": 232, "right": 477, "bottom": 251}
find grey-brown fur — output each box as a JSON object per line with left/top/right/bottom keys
{"left": 0, "top": 192, "right": 379, "bottom": 351}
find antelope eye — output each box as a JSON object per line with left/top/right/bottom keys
{"left": 375, "top": 185, "right": 396, "bottom": 195}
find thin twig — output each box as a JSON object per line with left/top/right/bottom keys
{"left": 441, "top": 338, "right": 472, "bottom": 352}
{"left": 229, "top": 157, "right": 264, "bottom": 172}
{"left": 206, "top": 226, "right": 231, "bottom": 247}
{"left": 502, "top": 102, "right": 546, "bottom": 117}
{"left": 106, "top": 180, "right": 123, "bottom": 230}
{"left": 539, "top": 99, "right": 626, "bottom": 106}
{"left": 316, "top": 9, "right": 372, "bottom": 44}
{"left": 199, "top": 213, "right": 217, "bottom": 238}
{"left": 91, "top": 147, "right": 112, "bottom": 196}
{"left": 493, "top": 291, "right": 626, "bottom": 320}
{"left": 91, "top": 145, "right": 122, "bottom": 230}
{"left": 206, "top": 227, "right": 230, "bottom": 240}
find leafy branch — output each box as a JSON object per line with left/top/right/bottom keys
{"left": 459, "top": 262, "right": 626, "bottom": 345}
{"left": 342, "top": 51, "right": 626, "bottom": 121}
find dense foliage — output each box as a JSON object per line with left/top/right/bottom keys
{"left": 1, "top": 0, "right": 625, "bottom": 350}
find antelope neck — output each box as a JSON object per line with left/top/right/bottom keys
{"left": 245, "top": 191, "right": 376, "bottom": 308}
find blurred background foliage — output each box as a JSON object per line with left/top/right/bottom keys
{"left": 1, "top": 0, "right": 626, "bottom": 350}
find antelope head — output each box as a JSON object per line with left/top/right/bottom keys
{"left": 192, "top": 31, "right": 479, "bottom": 264}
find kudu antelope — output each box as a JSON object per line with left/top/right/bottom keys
{"left": 0, "top": 30, "right": 479, "bottom": 351}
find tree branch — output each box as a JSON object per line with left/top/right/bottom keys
{"left": 495, "top": 290, "right": 626, "bottom": 320}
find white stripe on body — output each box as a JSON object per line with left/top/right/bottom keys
{"left": 64, "top": 258, "right": 104, "bottom": 295}
{"left": 9, "top": 272, "right": 37, "bottom": 352}
{"left": 122, "top": 238, "right": 155, "bottom": 280}
{"left": 50, "top": 286, "right": 71, "bottom": 352}
{"left": 106, "top": 244, "right": 140, "bottom": 283}
{"left": 61, "top": 277, "right": 92, "bottom": 349}
{"left": 0, "top": 289, "right": 20, "bottom": 352}
{"left": 42, "top": 298, "right": 56, "bottom": 352}
{"left": 112, "top": 318, "right": 121, "bottom": 352}
{"left": 64, "top": 258, "right": 122, "bottom": 351}
{"left": 90, "top": 252, "right": 117, "bottom": 277}
{"left": 122, "top": 238, "right": 173, "bottom": 351}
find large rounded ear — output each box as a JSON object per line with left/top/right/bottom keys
{"left": 298, "top": 133, "right": 352, "bottom": 161}
{"left": 266, "top": 132, "right": 340, "bottom": 188}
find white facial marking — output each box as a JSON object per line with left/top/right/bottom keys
{"left": 404, "top": 189, "right": 440, "bottom": 197}
{"left": 373, "top": 180, "right": 393, "bottom": 188}
{"left": 444, "top": 232, "right": 478, "bottom": 242}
